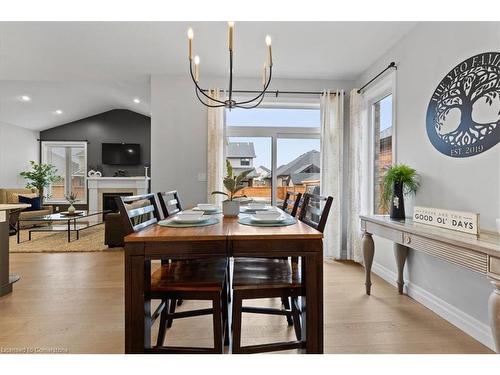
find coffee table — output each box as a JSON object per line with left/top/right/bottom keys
{"left": 17, "top": 210, "right": 110, "bottom": 243}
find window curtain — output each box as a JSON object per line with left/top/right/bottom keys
{"left": 320, "top": 90, "right": 344, "bottom": 259}
{"left": 346, "top": 89, "right": 369, "bottom": 263}
{"left": 207, "top": 89, "right": 225, "bottom": 205}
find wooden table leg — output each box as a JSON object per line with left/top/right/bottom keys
{"left": 362, "top": 232, "right": 375, "bottom": 295}
{"left": 125, "top": 251, "right": 151, "bottom": 353}
{"left": 394, "top": 243, "right": 409, "bottom": 294}
{"left": 488, "top": 278, "right": 500, "bottom": 353}
{"left": 301, "top": 239, "right": 323, "bottom": 354}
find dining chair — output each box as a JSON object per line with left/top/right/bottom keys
{"left": 231, "top": 192, "right": 333, "bottom": 353}
{"left": 157, "top": 190, "right": 183, "bottom": 220}
{"left": 281, "top": 191, "right": 302, "bottom": 217}
{"left": 116, "top": 193, "right": 229, "bottom": 353}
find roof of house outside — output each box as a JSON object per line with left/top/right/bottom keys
{"left": 227, "top": 142, "right": 256, "bottom": 158}
{"left": 291, "top": 172, "right": 321, "bottom": 185}
{"left": 276, "top": 150, "right": 320, "bottom": 176}
{"left": 257, "top": 165, "right": 270, "bottom": 173}
{"left": 380, "top": 127, "right": 392, "bottom": 140}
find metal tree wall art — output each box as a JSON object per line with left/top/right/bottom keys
{"left": 426, "top": 52, "right": 500, "bottom": 157}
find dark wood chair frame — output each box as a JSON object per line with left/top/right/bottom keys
{"left": 157, "top": 190, "right": 183, "bottom": 220}
{"left": 116, "top": 193, "right": 229, "bottom": 353}
{"left": 281, "top": 191, "right": 302, "bottom": 217}
{"left": 231, "top": 192, "right": 333, "bottom": 354}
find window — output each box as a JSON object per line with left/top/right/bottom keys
{"left": 42, "top": 141, "right": 87, "bottom": 203}
{"left": 373, "top": 94, "right": 393, "bottom": 214}
{"left": 226, "top": 106, "right": 320, "bottom": 206}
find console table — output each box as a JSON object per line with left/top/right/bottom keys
{"left": 360, "top": 215, "right": 500, "bottom": 353}
{"left": 0, "top": 204, "right": 30, "bottom": 296}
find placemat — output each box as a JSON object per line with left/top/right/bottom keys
{"left": 237, "top": 216, "right": 296, "bottom": 227}
{"left": 158, "top": 217, "right": 219, "bottom": 228}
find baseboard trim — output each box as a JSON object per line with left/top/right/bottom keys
{"left": 371, "top": 261, "right": 495, "bottom": 351}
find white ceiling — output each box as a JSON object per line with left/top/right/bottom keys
{"left": 0, "top": 21, "right": 417, "bottom": 130}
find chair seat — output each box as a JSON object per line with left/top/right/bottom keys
{"left": 151, "top": 258, "right": 228, "bottom": 292}
{"left": 233, "top": 258, "right": 301, "bottom": 290}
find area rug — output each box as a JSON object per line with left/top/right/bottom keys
{"left": 9, "top": 224, "right": 123, "bottom": 253}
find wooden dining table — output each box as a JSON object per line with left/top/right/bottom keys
{"left": 124, "top": 211, "right": 324, "bottom": 354}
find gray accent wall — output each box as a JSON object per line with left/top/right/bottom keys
{"left": 40, "top": 109, "right": 151, "bottom": 177}
{"left": 356, "top": 21, "right": 500, "bottom": 345}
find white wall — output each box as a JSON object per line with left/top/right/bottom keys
{"left": 151, "top": 74, "right": 355, "bottom": 207}
{"left": 0, "top": 121, "right": 39, "bottom": 188}
{"left": 357, "top": 22, "right": 500, "bottom": 348}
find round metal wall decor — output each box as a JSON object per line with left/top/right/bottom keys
{"left": 426, "top": 52, "right": 500, "bottom": 157}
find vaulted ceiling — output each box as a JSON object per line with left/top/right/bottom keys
{"left": 0, "top": 21, "right": 417, "bottom": 130}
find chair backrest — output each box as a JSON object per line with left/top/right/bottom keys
{"left": 298, "top": 193, "right": 333, "bottom": 233}
{"left": 115, "top": 193, "right": 160, "bottom": 235}
{"left": 281, "top": 191, "right": 302, "bottom": 217}
{"left": 157, "top": 190, "right": 183, "bottom": 219}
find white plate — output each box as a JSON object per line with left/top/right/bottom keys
{"left": 172, "top": 212, "right": 207, "bottom": 223}
{"left": 193, "top": 204, "right": 219, "bottom": 212}
{"left": 250, "top": 212, "right": 285, "bottom": 223}
{"left": 243, "top": 205, "right": 272, "bottom": 212}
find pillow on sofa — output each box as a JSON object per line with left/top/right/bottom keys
{"left": 7, "top": 191, "right": 37, "bottom": 204}
{"left": 18, "top": 195, "right": 42, "bottom": 211}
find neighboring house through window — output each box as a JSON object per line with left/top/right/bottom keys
{"left": 226, "top": 106, "right": 320, "bottom": 205}
{"left": 364, "top": 73, "right": 396, "bottom": 214}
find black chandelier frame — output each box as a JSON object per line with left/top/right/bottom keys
{"left": 189, "top": 50, "right": 273, "bottom": 109}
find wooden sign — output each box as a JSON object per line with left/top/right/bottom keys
{"left": 413, "top": 206, "right": 479, "bottom": 235}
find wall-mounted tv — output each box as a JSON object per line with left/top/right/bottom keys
{"left": 102, "top": 143, "right": 141, "bottom": 165}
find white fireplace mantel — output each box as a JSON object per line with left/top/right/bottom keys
{"left": 87, "top": 177, "right": 150, "bottom": 212}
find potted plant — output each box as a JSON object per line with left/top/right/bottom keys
{"left": 20, "top": 160, "right": 59, "bottom": 204}
{"left": 211, "top": 160, "right": 252, "bottom": 217}
{"left": 65, "top": 192, "right": 79, "bottom": 214}
{"left": 381, "top": 163, "right": 420, "bottom": 219}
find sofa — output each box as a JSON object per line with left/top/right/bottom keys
{"left": 0, "top": 188, "right": 53, "bottom": 228}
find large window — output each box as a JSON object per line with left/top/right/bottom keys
{"left": 226, "top": 106, "right": 320, "bottom": 206}
{"left": 42, "top": 141, "right": 87, "bottom": 203}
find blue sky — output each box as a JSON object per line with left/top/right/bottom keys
{"left": 227, "top": 108, "right": 320, "bottom": 169}
{"left": 379, "top": 95, "right": 392, "bottom": 131}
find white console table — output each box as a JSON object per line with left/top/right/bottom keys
{"left": 360, "top": 215, "right": 500, "bottom": 353}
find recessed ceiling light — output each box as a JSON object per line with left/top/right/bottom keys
{"left": 54, "top": 110, "right": 63, "bottom": 115}
{"left": 133, "top": 98, "right": 141, "bottom": 104}
{"left": 19, "top": 95, "right": 31, "bottom": 102}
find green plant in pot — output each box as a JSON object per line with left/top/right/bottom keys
{"left": 381, "top": 163, "right": 420, "bottom": 219}
{"left": 211, "top": 159, "right": 252, "bottom": 217}
{"left": 19, "top": 160, "right": 59, "bottom": 204}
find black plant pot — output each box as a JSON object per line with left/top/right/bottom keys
{"left": 390, "top": 181, "right": 405, "bottom": 219}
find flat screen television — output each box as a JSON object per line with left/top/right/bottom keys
{"left": 102, "top": 143, "right": 141, "bottom": 165}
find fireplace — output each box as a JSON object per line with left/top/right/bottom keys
{"left": 87, "top": 177, "right": 150, "bottom": 212}
{"left": 102, "top": 192, "right": 133, "bottom": 214}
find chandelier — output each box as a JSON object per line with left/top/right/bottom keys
{"left": 187, "top": 22, "right": 273, "bottom": 109}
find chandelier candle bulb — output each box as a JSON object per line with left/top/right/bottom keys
{"left": 228, "top": 22, "right": 234, "bottom": 51}
{"left": 187, "top": 28, "right": 194, "bottom": 60}
{"left": 194, "top": 55, "right": 200, "bottom": 82}
{"left": 265, "top": 35, "right": 273, "bottom": 66}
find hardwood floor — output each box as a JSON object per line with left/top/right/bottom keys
{"left": 0, "top": 252, "right": 492, "bottom": 354}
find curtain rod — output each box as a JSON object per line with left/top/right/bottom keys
{"left": 201, "top": 89, "right": 344, "bottom": 97}
{"left": 357, "top": 62, "right": 397, "bottom": 94}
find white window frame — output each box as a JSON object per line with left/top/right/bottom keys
{"left": 364, "top": 72, "right": 397, "bottom": 214}
{"left": 226, "top": 103, "right": 321, "bottom": 206}
{"left": 41, "top": 141, "right": 88, "bottom": 204}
